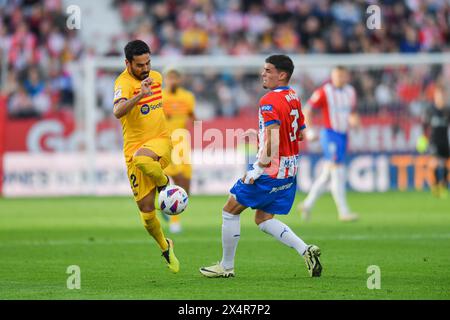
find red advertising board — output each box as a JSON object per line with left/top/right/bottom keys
{"left": 2, "top": 112, "right": 422, "bottom": 153}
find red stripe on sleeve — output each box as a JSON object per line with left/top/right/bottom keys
{"left": 138, "top": 95, "right": 162, "bottom": 105}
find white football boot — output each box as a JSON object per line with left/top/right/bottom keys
{"left": 304, "top": 245, "right": 322, "bottom": 277}
{"left": 199, "top": 262, "right": 235, "bottom": 278}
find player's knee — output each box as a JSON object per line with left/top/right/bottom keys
{"left": 254, "top": 216, "right": 263, "bottom": 225}
{"left": 222, "top": 200, "right": 234, "bottom": 213}
{"left": 133, "top": 155, "right": 164, "bottom": 180}
{"left": 133, "top": 154, "right": 153, "bottom": 168}
{"left": 254, "top": 214, "right": 272, "bottom": 226}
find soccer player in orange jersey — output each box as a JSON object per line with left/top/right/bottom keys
{"left": 112, "top": 40, "right": 179, "bottom": 273}
{"left": 162, "top": 67, "right": 195, "bottom": 233}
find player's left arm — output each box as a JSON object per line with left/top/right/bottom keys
{"left": 303, "top": 87, "right": 325, "bottom": 141}
{"left": 349, "top": 111, "right": 360, "bottom": 128}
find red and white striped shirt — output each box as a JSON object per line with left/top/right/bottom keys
{"left": 307, "top": 83, "right": 356, "bottom": 134}
{"left": 258, "top": 86, "right": 305, "bottom": 179}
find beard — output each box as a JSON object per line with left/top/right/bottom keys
{"left": 132, "top": 69, "right": 149, "bottom": 80}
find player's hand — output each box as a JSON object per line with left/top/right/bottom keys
{"left": 305, "top": 128, "right": 318, "bottom": 142}
{"left": 140, "top": 77, "right": 153, "bottom": 96}
{"left": 349, "top": 113, "right": 361, "bottom": 128}
{"left": 242, "top": 164, "right": 264, "bottom": 184}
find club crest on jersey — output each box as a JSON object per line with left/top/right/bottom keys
{"left": 141, "top": 104, "right": 150, "bottom": 114}
{"left": 261, "top": 104, "right": 273, "bottom": 112}
{"left": 114, "top": 87, "right": 122, "bottom": 100}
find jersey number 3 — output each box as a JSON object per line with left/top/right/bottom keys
{"left": 289, "top": 109, "right": 299, "bottom": 142}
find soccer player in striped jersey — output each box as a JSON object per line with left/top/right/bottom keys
{"left": 200, "top": 55, "right": 322, "bottom": 278}
{"left": 298, "top": 66, "right": 360, "bottom": 222}
{"left": 113, "top": 40, "right": 179, "bottom": 273}
{"left": 162, "top": 67, "right": 196, "bottom": 233}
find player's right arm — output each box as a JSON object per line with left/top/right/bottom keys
{"left": 242, "top": 95, "right": 281, "bottom": 184}
{"left": 113, "top": 77, "right": 153, "bottom": 119}
{"left": 113, "top": 92, "right": 144, "bottom": 119}
{"left": 242, "top": 123, "right": 280, "bottom": 184}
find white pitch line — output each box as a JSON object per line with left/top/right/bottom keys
{"left": 1, "top": 233, "right": 450, "bottom": 247}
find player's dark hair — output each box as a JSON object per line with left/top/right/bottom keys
{"left": 124, "top": 40, "right": 151, "bottom": 62}
{"left": 265, "top": 55, "right": 294, "bottom": 81}
{"left": 166, "top": 69, "right": 181, "bottom": 77}
{"left": 333, "top": 65, "right": 348, "bottom": 72}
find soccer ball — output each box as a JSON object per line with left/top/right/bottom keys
{"left": 158, "top": 185, "right": 189, "bottom": 215}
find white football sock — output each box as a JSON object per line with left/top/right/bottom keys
{"left": 220, "top": 211, "right": 240, "bottom": 270}
{"left": 330, "top": 165, "right": 351, "bottom": 216}
{"left": 303, "top": 163, "right": 332, "bottom": 210}
{"left": 258, "top": 219, "right": 307, "bottom": 256}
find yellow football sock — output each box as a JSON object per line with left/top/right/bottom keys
{"left": 140, "top": 211, "right": 169, "bottom": 251}
{"left": 170, "top": 215, "right": 180, "bottom": 223}
{"left": 133, "top": 155, "right": 168, "bottom": 187}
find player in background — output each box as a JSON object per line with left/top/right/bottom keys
{"left": 419, "top": 84, "right": 450, "bottom": 198}
{"left": 298, "top": 66, "right": 360, "bottom": 222}
{"left": 162, "top": 67, "right": 195, "bottom": 233}
{"left": 200, "top": 55, "right": 322, "bottom": 278}
{"left": 113, "top": 40, "right": 179, "bottom": 273}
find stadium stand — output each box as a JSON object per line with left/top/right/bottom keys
{"left": 0, "top": 0, "right": 449, "bottom": 122}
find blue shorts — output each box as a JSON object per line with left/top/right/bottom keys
{"left": 320, "top": 128, "right": 348, "bottom": 164}
{"left": 230, "top": 167, "right": 297, "bottom": 215}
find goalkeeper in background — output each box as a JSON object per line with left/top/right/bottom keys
{"left": 419, "top": 84, "right": 450, "bottom": 198}
{"left": 162, "top": 67, "right": 196, "bottom": 233}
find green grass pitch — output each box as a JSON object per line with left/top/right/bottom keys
{"left": 0, "top": 192, "right": 449, "bottom": 300}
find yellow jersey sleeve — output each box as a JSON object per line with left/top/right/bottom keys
{"left": 152, "top": 71, "right": 163, "bottom": 87}
{"left": 113, "top": 76, "right": 134, "bottom": 104}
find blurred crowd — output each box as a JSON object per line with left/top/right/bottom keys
{"left": 115, "top": 0, "right": 450, "bottom": 56}
{"left": 0, "top": 0, "right": 82, "bottom": 118}
{"left": 1, "top": 0, "right": 450, "bottom": 121}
